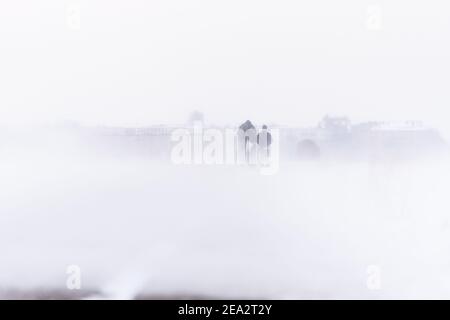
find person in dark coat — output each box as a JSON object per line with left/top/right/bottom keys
{"left": 257, "top": 125, "right": 272, "bottom": 161}
{"left": 238, "top": 120, "right": 256, "bottom": 163}
{"left": 257, "top": 125, "right": 272, "bottom": 146}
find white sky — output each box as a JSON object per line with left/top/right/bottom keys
{"left": 0, "top": 0, "right": 449, "bottom": 135}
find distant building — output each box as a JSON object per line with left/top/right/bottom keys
{"left": 84, "top": 115, "right": 447, "bottom": 161}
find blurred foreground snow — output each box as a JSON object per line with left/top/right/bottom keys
{"left": 1, "top": 148, "right": 450, "bottom": 299}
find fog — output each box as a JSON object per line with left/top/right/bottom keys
{"left": 1, "top": 134, "right": 450, "bottom": 299}
{"left": 1, "top": 0, "right": 450, "bottom": 299}
{"left": 1, "top": 0, "right": 450, "bottom": 138}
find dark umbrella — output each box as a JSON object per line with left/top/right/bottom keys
{"left": 239, "top": 120, "right": 255, "bottom": 132}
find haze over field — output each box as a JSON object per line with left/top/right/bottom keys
{"left": 1, "top": 139, "right": 450, "bottom": 299}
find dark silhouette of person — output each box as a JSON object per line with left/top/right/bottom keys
{"left": 257, "top": 124, "right": 272, "bottom": 161}
{"left": 257, "top": 125, "right": 272, "bottom": 147}
{"left": 238, "top": 120, "right": 256, "bottom": 162}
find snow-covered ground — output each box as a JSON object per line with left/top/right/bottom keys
{"left": 1, "top": 145, "right": 450, "bottom": 299}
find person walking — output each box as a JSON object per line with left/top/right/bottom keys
{"left": 257, "top": 125, "right": 272, "bottom": 162}
{"left": 238, "top": 120, "right": 256, "bottom": 163}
